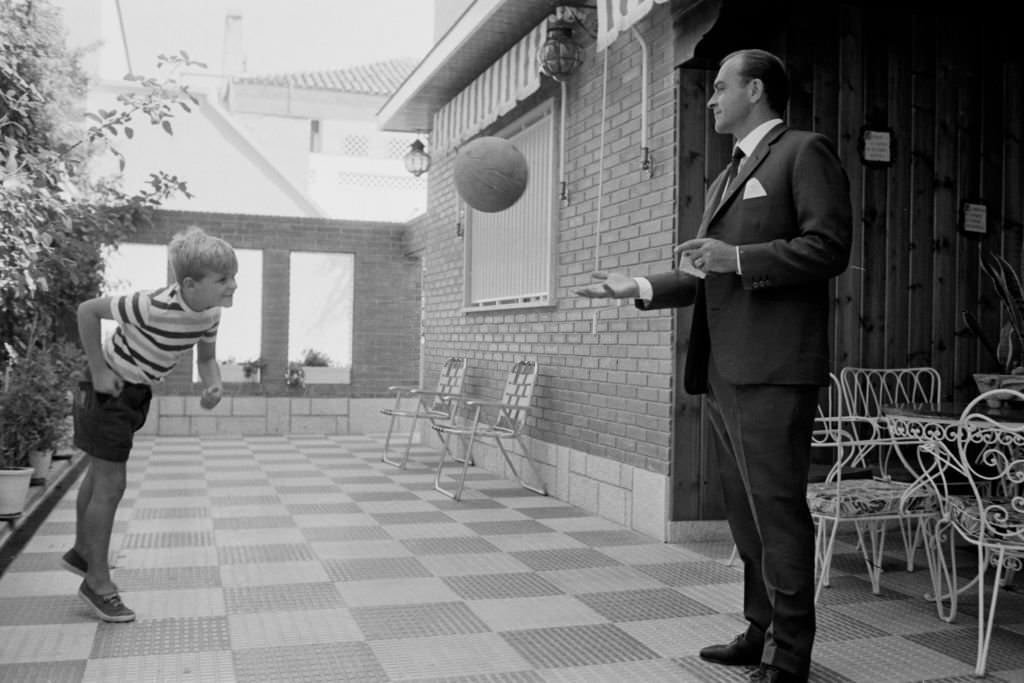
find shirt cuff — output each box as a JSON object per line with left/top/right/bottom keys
{"left": 735, "top": 246, "right": 742, "bottom": 275}
{"left": 635, "top": 277, "right": 653, "bottom": 303}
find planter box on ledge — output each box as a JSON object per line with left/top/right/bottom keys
{"left": 220, "top": 363, "right": 261, "bottom": 384}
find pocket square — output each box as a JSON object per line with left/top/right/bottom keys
{"left": 742, "top": 178, "right": 767, "bottom": 199}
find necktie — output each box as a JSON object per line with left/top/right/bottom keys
{"left": 717, "top": 146, "right": 745, "bottom": 209}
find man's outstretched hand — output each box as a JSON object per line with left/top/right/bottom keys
{"left": 574, "top": 271, "right": 639, "bottom": 299}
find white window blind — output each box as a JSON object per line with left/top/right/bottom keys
{"left": 466, "top": 105, "right": 554, "bottom": 310}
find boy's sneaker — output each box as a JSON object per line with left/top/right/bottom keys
{"left": 78, "top": 581, "right": 135, "bottom": 623}
{"left": 60, "top": 548, "right": 87, "bottom": 577}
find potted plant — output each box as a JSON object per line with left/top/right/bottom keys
{"left": 0, "top": 381, "right": 34, "bottom": 516}
{"left": 241, "top": 358, "right": 266, "bottom": 381}
{"left": 220, "top": 357, "right": 265, "bottom": 383}
{"left": 285, "top": 361, "right": 306, "bottom": 389}
{"left": 0, "top": 344, "right": 71, "bottom": 514}
{"left": 973, "top": 252, "right": 1024, "bottom": 399}
{"left": 297, "top": 348, "right": 349, "bottom": 384}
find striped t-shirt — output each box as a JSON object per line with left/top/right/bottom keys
{"left": 103, "top": 285, "right": 221, "bottom": 385}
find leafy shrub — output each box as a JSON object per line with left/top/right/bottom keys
{"left": 1, "top": 0, "right": 203, "bottom": 365}
{"left": 300, "top": 349, "right": 332, "bottom": 367}
{"left": 981, "top": 252, "right": 1024, "bottom": 373}
{"left": 0, "top": 326, "right": 78, "bottom": 467}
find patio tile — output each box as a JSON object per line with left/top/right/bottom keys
{"left": 80, "top": 651, "right": 235, "bottom": 683}
{"left": 574, "top": 587, "right": 715, "bottom": 622}
{"left": 500, "top": 623, "right": 659, "bottom": 668}
{"left": 351, "top": 602, "right": 488, "bottom": 640}
{"left": 4, "top": 432, "right": 1024, "bottom": 683}
{"left": 227, "top": 608, "right": 363, "bottom": 649}
{"left": 371, "top": 633, "right": 530, "bottom": 680}
{"left": 233, "top": 642, "right": 386, "bottom": 683}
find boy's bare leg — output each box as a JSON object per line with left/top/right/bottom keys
{"left": 73, "top": 463, "right": 95, "bottom": 555}
{"left": 80, "top": 456, "right": 127, "bottom": 595}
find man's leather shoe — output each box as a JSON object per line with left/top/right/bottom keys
{"left": 749, "top": 664, "right": 809, "bottom": 683}
{"left": 698, "top": 633, "right": 763, "bottom": 666}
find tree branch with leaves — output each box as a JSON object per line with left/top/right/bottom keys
{"left": 1, "top": 0, "right": 206, "bottom": 365}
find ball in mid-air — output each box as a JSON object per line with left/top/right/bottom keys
{"left": 453, "top": 136, "right": 529, "bottom": 213}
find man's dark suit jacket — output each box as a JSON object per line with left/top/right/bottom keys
{"left": 638, "top": 124, "right": 852, "bottom": 394}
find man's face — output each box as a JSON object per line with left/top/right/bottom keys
{"left": 708, "top": 55, "right": 753, "bottom": 137}
{"left": 184, "top": 270, "right": 237, "bottom": 310}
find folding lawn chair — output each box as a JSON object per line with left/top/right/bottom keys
{"left": 380, "top": 357, "right": 467, "bottom": 469}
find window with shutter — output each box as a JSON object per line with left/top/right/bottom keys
{"left": 465, "top": 102, "right": 555, "bottom": 311}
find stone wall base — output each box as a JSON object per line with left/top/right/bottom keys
{"left": 433, "top": 434, "right": 673, "bottom": 542}
{"left": 139, "top": 395, "right": 394, "bottom": 436}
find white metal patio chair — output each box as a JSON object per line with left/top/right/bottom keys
{"left": 910, "top": 388, "right": 1024, "bottom": 676}
{"left": 805, "top": 367, "right": 942, "bottom": 599}
{"left": 842, "top": 366, "right": 942, "bottom": 563}
{"left": 380, "top": 357, "right": 467, "bottom": 469}
{"left": 432, "top": 359, "right": 546, "bottom": 501}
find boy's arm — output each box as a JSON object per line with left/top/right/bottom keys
{"left": 195, "top": 338, "right": 223, "bottom": 410}
{"left": 77, "top": 297, "right": 123, "bottom": 396}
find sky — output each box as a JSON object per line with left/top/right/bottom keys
{"left": 59, "top": 0, "right": 438, "bottom": 80}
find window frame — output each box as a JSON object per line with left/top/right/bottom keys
{"left": 462, "top": 99, "right": 558, "bottom": 313}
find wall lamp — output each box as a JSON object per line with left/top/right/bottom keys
{"left": 403, "top": 138, "right": 430, "bottom": 177}
{"left": 537, "top": 6, "right": 590, "bottom": 81}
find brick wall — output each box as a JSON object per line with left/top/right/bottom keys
{"left": 132, "top": 209, "right": 421, "bottom": 400}
{"left": 408, "top": 9, "right": 680, "bottom": 478}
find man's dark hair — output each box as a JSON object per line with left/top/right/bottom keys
{"left": 722, "top": 49, "right": 790, "bottom": 116}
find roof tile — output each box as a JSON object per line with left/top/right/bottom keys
{"left": 232, "top": 57, "right": 417, "bottom": 95}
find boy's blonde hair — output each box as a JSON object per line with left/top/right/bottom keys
{"left": 168, "top": 226, "right": 237, "bottom": 284}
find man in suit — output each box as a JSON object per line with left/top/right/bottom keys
{"left": 575, "top": 49, "right": 852, "bottom": 683}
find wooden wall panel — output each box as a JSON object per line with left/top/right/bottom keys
{"left": 835, "top": 4, "right": 864, "bottom": 369}
{"left": 808, "top": 3, "right": 842, "bottom": 372}
{"left": 907, "top": 12, "right": 935, "bottom": 369}
{"left": 673, "top": 66, "right": 716, "bottom": 520}
{"left": 884, "top": 8, "right": 912, "bottom": 368}
{"left": 986, "top": 34, "right": 1024, "bottom": 380}
{"left": 1005, "top": 59, "right": 1024, "bottom": 291}
{"left": 779, "top": 5, "right": 814, "bottom": 133}
{"left": 861, "top": 18, "right": 888, "bottom": 365}
{"left": 931, "top": 20, "right": 958, "bottom": 398}
{"left": 954, "top": 22, "right": 983, "bottom": 400}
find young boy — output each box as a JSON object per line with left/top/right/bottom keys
{"left": 66, "top": 226, "right": 237, "bottom": 622}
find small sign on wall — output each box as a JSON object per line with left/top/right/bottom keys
{"left": 859, "top": 127, "right": 893, "bottom": 166}
{"left": 961, "top": 200, "right": 988, "bottom": 235}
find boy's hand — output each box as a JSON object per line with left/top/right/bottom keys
{"left": 92, "top": 366, "right": 124, "bottom": 397}
{"left": 200, "top": 385, "right": 223, "bottom": 410}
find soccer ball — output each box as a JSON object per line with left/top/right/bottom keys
{"left": 453, "top": 136, "right": 529, "bottom": 213}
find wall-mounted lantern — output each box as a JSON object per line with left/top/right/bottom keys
{"left": 403, "top": 139, "right": 430, "bottom": 177}
{"left": 538, "top": 7, "right": 587, "bottom": 81}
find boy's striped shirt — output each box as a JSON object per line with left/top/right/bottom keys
{"left": 103, "top": 285, "right": 220, "bottom": 385}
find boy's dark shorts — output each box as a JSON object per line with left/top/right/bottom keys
{"left": 73, "top": 378, "right": 153, "bottom": 463}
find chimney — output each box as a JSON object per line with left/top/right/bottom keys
{"left": 222, "top": 11, "right": 246, "bottom": 74}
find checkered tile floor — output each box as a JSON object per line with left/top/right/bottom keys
{"left": 2, "top": 433, "right": 1023, "bottom": 682}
